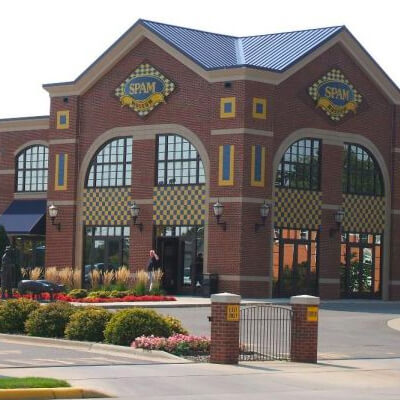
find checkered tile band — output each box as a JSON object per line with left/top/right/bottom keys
{"left": 273, "top": 188, "right": 322, "bottom": 229}
{"left": 308, "top": 69, "right": 362, "bottom": 121}
{"left": 153, "top": 185, "right": 206, "bottom": 226}
{"left": 115, "top": 63, "right": 175, "bottom": 117}
{"left": 342, "top": 194, "right": 385, "bottom": 233}
{"left": 83, "top": 188, "right": 131, "bottom": 225}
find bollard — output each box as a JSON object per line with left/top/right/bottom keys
{"left": 290, "top": 295, "right": 320, "bottom": 363}
{"left": 210, "top": 292, "right": 241, "bottom": 364}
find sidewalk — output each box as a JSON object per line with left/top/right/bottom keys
{"left": 1, "top": 357, "right": 399, "bottom": 399}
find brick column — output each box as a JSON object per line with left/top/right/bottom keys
{"left": 290, "top": 295, "right": 320, "bottom": 363}
{"left": 210, "top": 292, "right": 241, "bottom": 364}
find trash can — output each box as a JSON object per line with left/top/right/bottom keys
{"left": 202, "top": 273, "right": 218, "bottom": 297}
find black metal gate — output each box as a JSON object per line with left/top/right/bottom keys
{"left": 239, "top": 304, "right": 292, "bottom": 361}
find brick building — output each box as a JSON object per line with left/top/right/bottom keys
{"left": 0, "top": 20, "right": 399, "bottom": 299}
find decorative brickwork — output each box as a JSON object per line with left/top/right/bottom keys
{"left": 82, "top": 187, "right": 131, "bottom": 225}
{"left": 210, "top": 294, "right": 241, "bottom": 364}
{"left": 342, "top": 194, "right": 385, "bottom": 233}
{"left": 274, "top": 188, "right": 322, "bottom": 229}
{"left": 153, "top": 184, "right": 206, "bottom": 225}
{"left": 290, "top": 296, "right": 319, "bottom": 363}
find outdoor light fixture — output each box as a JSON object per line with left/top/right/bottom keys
{"left": 255, "top": 201, "right": 270, "bottom": 232}
{"left": 213, "top": 199, "right": 226, "bottom": 231}
{"left": 130, "top": 201, "right": 143, "bottom": 231}
{"left": 48, "top": 204, "right": 61, "bottom": 231}
{"left": 330, "top": 208, "right": 345, "bottom": 237}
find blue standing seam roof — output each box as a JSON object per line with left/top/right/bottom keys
{"left": 0, "top": 200, "right": 46, "bottom": 235}
{"left": 141, "top": 20, "right": 343, "bottom": 72}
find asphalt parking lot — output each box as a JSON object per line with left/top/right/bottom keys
{"left": 152, "top": 301, "right": 400, "bottom": 360}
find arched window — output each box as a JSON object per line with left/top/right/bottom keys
{"left": 343, "top": 144, "right": 383, "bottom": 196}
{"left": 86, "top": 137, "right": 132, "bottom": 188}
{"left": 275, "top": 138, "right": 321, "bottom": 191}
{"left": 156, "top": 134, "right": 205, "bottom": 185}
{"left": 16, "top": 145, "right": 49, "bottom": 192}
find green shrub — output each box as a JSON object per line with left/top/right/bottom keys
{"left": 133, "top": 282, "right": 146, "bottom": 296}
{"left": 0, "top": 298, "right": 40, "bottom": 333}
{"left": 68, "top": 289, "right": 88, "bottom": 299}
{"left": 109, "top": 290, "right": 128, "bottom": 298}
{"left": 87, "top": 290, "right": 110, "bottom": 298}
{"left": 163, "top": 315, "right": 188, "bottom": 335}
{"left": 104, "top": 308, "right": 172, "bottom": 346}
{"left": 65, "top": 307, "right": 112, "bottom": 342}
{"left": 25, "top": 302, "right": 75, "bottom": 338}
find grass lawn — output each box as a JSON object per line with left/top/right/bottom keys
{"left": 0, "top": 377, "right": 70, "bottom": 389}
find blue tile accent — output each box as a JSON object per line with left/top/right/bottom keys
{"left": 224, "top": 102, "right": 232, "bottom": 114}
{"left": 58, "top": 154, "right": 65, "bottom": 186}
{"left": 223, "top": 145, "right": 231, "bottom": 181}
{"left": 59, "top": 115, "right": 67, "bottom": 125}
{"left": 256, "top": 103, "right": 264, "bottom": 114}
{"left": 254, "top": 145, "right": 262, "bottom": 182}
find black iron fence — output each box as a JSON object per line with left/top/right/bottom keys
{"left": 239, "top": 304, "right": 292, "bottom": 361}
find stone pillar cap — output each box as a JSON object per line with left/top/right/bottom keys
{"left": 211, "top": 292, "right": 241, "bottom": 303}
{"left": 290, "top": 295, "right": 320, "bottom": 305}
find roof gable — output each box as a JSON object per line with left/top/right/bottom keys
{"left": 42, "top": 20, "right": 400, "bottom": 104}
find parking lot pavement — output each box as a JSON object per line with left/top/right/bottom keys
{"left": 0, "top": 340, "right": 157, "bottom": 368}
{"left": 151, "top": 300, "right": 400, "bottom": 360}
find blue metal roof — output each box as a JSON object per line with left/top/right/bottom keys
{"left": 141, "top": 20, "right": 343, "bottom": 72}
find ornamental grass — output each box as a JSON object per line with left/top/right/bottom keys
{"left": 90, "top": 269, "right": 101, "bottom": 289}
{"left": 58, "top": 268, "right": 74, "bottom": 288}
{"left": 134, "top": 269, "right": 149, "bottom": 296}
{"left": 151, "top": 269, "right": 163, "bottom": 292}
{"left": 115, "top": 266, "right": 131, "bottom": 289}
{"left": 44, "top": 266, "right": 58, "bottom": 283}
{"left": 30, "top": 267, "right": 43, "bottom": 281}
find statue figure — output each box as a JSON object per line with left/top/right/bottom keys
{"left": 1, "top": 246, "right": 15, "bottom": 299}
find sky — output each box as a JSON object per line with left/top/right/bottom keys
{"left": 0, "top": 0, "right": 399, "bottom": 119}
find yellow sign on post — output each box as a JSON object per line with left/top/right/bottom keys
{"left": 226, "top": 305, "right": 240, "bottom": 321}
{"left": 307, "top": 306, "right": 318, "bottom": 322}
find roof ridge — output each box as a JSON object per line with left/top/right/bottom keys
{"left": 240, "top": 25, "right": 344, "bottom": 39}
{"left": 140, "top": 19, "right": 238, "bottom": 39}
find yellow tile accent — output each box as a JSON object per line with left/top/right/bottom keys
{"left": 54, "top": 154, "right": 68, "bottom": 191}
{"left": 251, "top": 145, "right": 266, "bottom": 187}
{"left": 342, "top": 194, "right": 385, "bottom": 233}
{"left": 274, "top": 188, "right": 322, "bottom": 229}
{"left": 153, "top": 185, "right": 206, "bottom": 226}
{"left": 220, "top": 97, "right": 236, "bottom": 118}
{"left": 82, "top": 188, "right": 131, "bottom": 225}
{"left": 56, "top": 110, "right": 70, "bottom": 130}
{"left": 252, "top": 98, "right": 267, "bottom": 119}
{"left": 218, "top": 145, "right": 234, "bottom": 186}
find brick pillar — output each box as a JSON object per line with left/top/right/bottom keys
{"left": 210, "top": 292, "right": 241, "bottom": 364}
{"left": 290, "top": 295, "right": 320, "bottom": 363}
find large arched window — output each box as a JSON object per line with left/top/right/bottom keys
{"left": 275, "top": 138, "right": 321, "bottom": 191}
{"left": 156, "top": 134, "right": 205, "bottom": 185}
{"left": 86, "top": 137, "right": 132, "bottom": 188}
{"left": 343, "top": 143, "right": 383, "bottom": 196}
{"left": 16, "top": 145, "right": 49, "bottom": 192}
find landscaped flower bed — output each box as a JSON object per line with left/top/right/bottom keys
{"left": 131, "top": 334, "right": 211, "bottom": 356}
{"left": 11, "top": 292, "right": 176, "bottom": 303}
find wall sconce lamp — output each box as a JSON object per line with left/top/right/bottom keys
{"left": 255, "top": 201, "right": 270, "bottom": 232}
{"left": 48, "top": 204, "right": 61, "bottom": 231}
{"left": 329, "top": 209, "right": 345, "bottom": 237}
{"left": 130, "top": 201, "right": 143, "bottom": 231}
{"left": 213, "top": 200, "right": 227, "bottom": 231}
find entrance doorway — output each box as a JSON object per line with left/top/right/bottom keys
{"left": 273, "top": 228, "right": 319, "bottom": 297}
{"left": 155, "top": 226, "right": 204, "bottom": 294}
{"left": 340, "top": 232, "right": 382, "bottom": 298}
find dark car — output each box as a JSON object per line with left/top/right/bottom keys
{"left": 18, "top": 280, "right": 65, "bottom": 299}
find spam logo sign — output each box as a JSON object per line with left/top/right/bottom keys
{"left": 308, "top": 69, "right": 362, "bottom": 121}
{"left": 115, "top": 63, "right": 176, "bottom": 117}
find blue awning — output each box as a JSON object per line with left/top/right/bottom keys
{"left": 0, "top": 200, "right": 46, "bottom": 235}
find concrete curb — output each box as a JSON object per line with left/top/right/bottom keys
{"left": 387, "top": 318, "right": 400, "bottom": 332}
{"left": 0, "top": 334, "right": 189, "bottom": 364}
{"left": 0, "top": 387, "right": 109, "bottom": 399}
